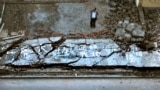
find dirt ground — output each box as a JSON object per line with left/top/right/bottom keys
{"left": 1, "top": 0, "right": 159, "bottom": 38}
{"left": 1, "top": 0, "right": 110, "bottom": 35}
{"left": 0, "top": 0, "right": 143, "bottom": 38}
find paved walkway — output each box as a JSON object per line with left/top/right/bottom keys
{"left": 0, "top": 78, "right": 160, "bottom": 90}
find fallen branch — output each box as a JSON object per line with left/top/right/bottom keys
{"left": 11, "top": 47, "right": 21, "bottom": 63}
{"left": 44, "top": 36, "right": 66, "bottom": 57}
{"left": 0, "top": 37, "right": 26, "bottom": 57}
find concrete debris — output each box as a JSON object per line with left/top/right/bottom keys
{"left": 126, "top": 23, "right": 135, "bottom": 32}
{"left": 115, "top": 20, "right": 145, "bottom": 42}
{"left": 132, "top": 28, "right": 145, "bottom": 37}
{"left": 122, "top": 20, "right": 129, "bottom": 28}
{"left": 22, "top": 37, "right": 62, "bottom": 46}
{"left": 0, "top": 37, "right": 26, "bottom": 57}
{"left": 115, "top": 28, "right": 126, "bottom": 37}
{"left": 124, "top": 33, "right": 131, "bottom": 39}
{"left": 0, "top": 35, "right": 22, "bottom": 44}
{"left": 0, "top": 30, "right": 8, "bottom": 38}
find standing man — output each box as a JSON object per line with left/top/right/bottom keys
{"left": 90, "top": 8, "right": 98, "bottom": 28}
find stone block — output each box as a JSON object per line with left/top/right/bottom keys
{"left": 0, "top": 30, "right": 8, "bottom": 38}
{"left": 115, "top": 28, "right": 126, "bottom": 37}
{"left": 126, "top": 23, "right": 135, "bottom": 32}
{"left": 132, "top": 29, "right": 145, "bottom": 37}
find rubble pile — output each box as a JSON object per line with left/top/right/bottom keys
{"left": 115, "top": 20, "right": 145, "bottom": 42}
{"left": 105, "top": 0, "right": 139, "bottom": 31}
{"left": 104, "top": 0, "right": 159, "bottom": 50}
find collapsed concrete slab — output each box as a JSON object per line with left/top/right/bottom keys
{"left": 1, "top": 37, "right": 160, "bottom": 67}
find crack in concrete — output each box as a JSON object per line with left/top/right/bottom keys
{"left": 0, "top": 36, "right": 67, "bottom": 67}
{"left": 67, "top": 58, "right": 81, "bottom": 65}
{"left": 28, "top": 44, "right": 41, "bottom": 62}
{"left": 93, "top": 50, "right": 122, "bottom": 66}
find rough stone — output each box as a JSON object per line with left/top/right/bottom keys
{"left": 132, "top": 28, "right": 145, "bottom": 37}
{"left": 117, "top": 21, "right": 123, "bottom": 27}
{"left": 135, "top": 24, "right": 142, "bottom": 30}
{"left": 22, "top": 37, "right": 61, "bottom": 46}
{"left": 11, "top": 32, "right": 18, "bottom": 36}
{"left": 131, "top": 38, "right": 143, "bottom": 42}
{"left": 126, "top": 23, "right": 135, "bottom": 32}
{"left": 0, "top": 30, "right": 8, "bottom": 38}
{"left": 124, "top": 33, "right": 131, "bottom": 39}
{"left": 115, "top": 28, "right": 126, "bottom": 37}
{"left": 122, "top": 20, "right": 129, "bottom": 28}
